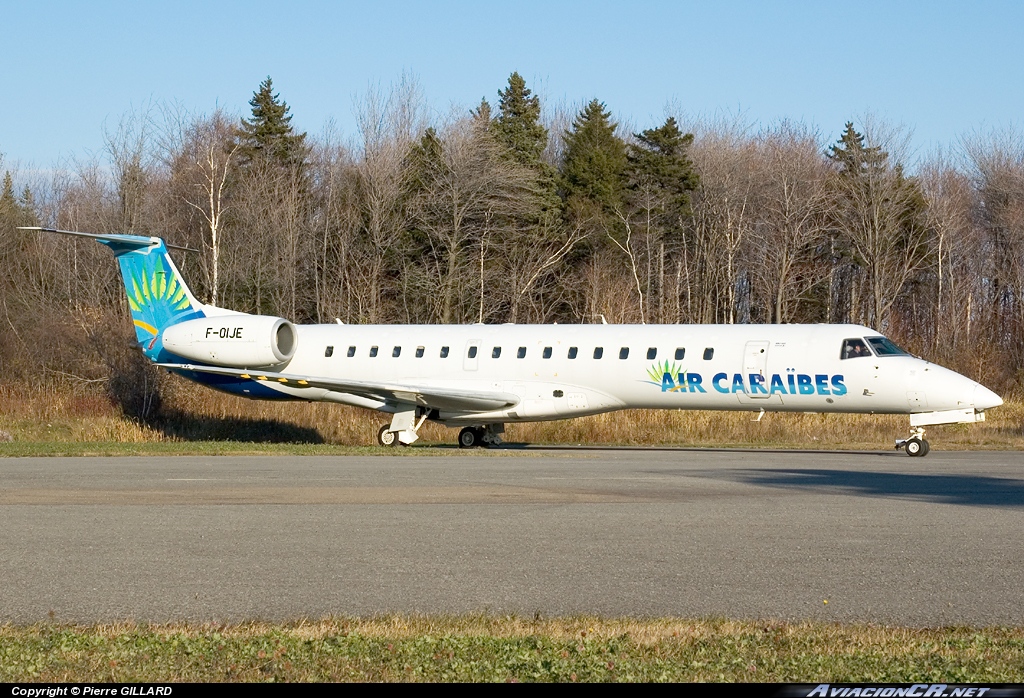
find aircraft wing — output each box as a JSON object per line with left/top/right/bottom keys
{"left": 157, "top": 363, "right": 519, "bottom": 412}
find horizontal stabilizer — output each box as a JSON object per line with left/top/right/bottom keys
{"left": 158, "top": 363, "right": 521, "bottom": 413}
{"left": 18, "top": 227, "right": 198, "bottom": 252}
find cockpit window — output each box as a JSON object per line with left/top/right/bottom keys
{"left": 866, "top": 336, "right": 909, "bottom": 356}
{"left": 841, "top": 338, "right": 872, "bottom": 360}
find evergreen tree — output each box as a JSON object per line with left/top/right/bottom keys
{"left": 484, "top": 74, "right": 558, "bottom": 220}
{"left": 493, "top": 72, "right": 547, "bottom": 167}
{"left": 560, "top": 99, "right": 627, "bottom": 212}
{"left": 0, "top": 171, "right": 35, "bottom": 225}
{"left": 472, "top": 98, "right": 492, "bottom": 125}
{"left": 0, "top": 172, "right": 15, "bottom": 213}
{"left": 827, "top": 121, "right": 928, "bottom": 329}
{"left": 627, "top": 116, "right": 699, "bottom": 219}
{"left": 19, "top": 185, "right": 34, "bottom": 212}
{"left": 493, "top": 73, "right": 559, "bottom": 217}
{"left": 237, "top": 76, "right": 309, "bottom": 170}
{"left": 406, "top": 127, "right": 444, "bottom": 193}
{"left": 828, "top": 122, "right": 887, "bottom": 177}
{"left": 827, "top": 121, "right": 925, "bottom": 231}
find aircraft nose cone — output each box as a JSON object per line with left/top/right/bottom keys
{"left": 974, "top": 384, "right": 1003, "bottom": 411}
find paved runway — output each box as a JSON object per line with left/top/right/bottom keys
{"left": 1, "top": 448, "right": 1022, "bottom": 626}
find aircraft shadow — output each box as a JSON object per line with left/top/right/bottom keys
{"left": 488, "top": 443, "right": 903, "bottom": 457}
{"left": 723, "top": 468, "right": 1024, "bottom": 510}
{"left": 155, "top": 410, "right": 325, "bottom": 444}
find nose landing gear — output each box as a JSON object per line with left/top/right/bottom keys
{"left": 896, "top": 427, "right": 930, "bottom": 457}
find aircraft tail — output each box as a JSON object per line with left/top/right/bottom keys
{"left": 20, "top": 228, "right": 207, "bottom": 359}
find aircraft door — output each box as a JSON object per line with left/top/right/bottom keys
{"left": 743, "top": 341, "right": 770, "bottom": 399}
{"left": 737, "top": 340, "right": 782, "bottom": 405}
{"left": 463, "top": 339, "right": 480, "bottom": 371}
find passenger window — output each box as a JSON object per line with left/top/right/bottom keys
{"left": 492, "top": 347, "right": 501, "bottom": 359}
{"left": 646, "top": 347, "right": 657, "bottom": 360}
{"left": 517, "top": 347, "right": 526, "bottom": 359}
{"left": 347, "top": 346, "right": 356, "bottom": 357}
{"left": 675, "top": 348, "right": 685, "bottom": 360}
{"left": 568, "top": 347, "right": 578, "bottom": 359}
{"left": 619, "top": 347, "right": 629, "bottom": 359}
{"left": 440, "top": 346, "right": 449, "bottom": 358}
{"left": 593, "top": 347, "right": 604, "bottom": 359}
{"left": 468, "top": 346, "right": 478, "bottom": 359}
{"left": 324, "top": 346, "right": 334, "bottom": 358}
{"left": 703, "top": 348, "right": 714, "bottom": 360}
{"left": 369, "top": 346, "right": 378, "bottom": 357}
{"left": 841, "top": 339, "right": 873, "bottom": 359}
{"left": 415, "top": 346, "right": 424, "bottom": 358}
{"left": 392, "top": 346, "right": 401, "bottom": 357}
{"left": 543, "top": 347, "right": 552, "bottom": 359}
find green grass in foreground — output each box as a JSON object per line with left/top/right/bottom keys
{"left": 1, "top": 617, "right": 1023, "bottom": 682}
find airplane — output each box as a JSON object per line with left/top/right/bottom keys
{"left": 21, "top": 226, "right": 1004, "bottom": 456}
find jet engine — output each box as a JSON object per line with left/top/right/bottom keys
{"left": 161, "top": 315, "right": 297, "bottom": 368}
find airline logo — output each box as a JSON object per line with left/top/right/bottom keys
{"left": 647, "top": 361, "right": 847, "bottom": 396}
{"left": 119, "top": 249, "right": 198, "bottom": 341}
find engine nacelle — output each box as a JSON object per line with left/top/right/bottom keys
{"left": 162, "top": 315, "right": 297, "bottom": 368}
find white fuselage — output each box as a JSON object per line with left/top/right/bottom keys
{"left": 229, "top": 322, "right": 999, "bottom": 426}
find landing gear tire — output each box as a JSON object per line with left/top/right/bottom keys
{"left": 377, "top": 424, "right": 397, "bottom": 447}
{"left": 458, "top": 427, "right": 482, "bottom": 449}
{"left": 905, "top": 437, "right": 929, "bottom": 457}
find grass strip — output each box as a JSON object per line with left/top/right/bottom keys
{"left": 1, "top": 617, "right": 1022, "bottom": 683}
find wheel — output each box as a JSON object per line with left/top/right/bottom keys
{"left": 377, "top": 424, "right": 397, "bottom": 447}
{"left": 905, "top": 437, "right": 925, "bottom": 457}
{"left": 919, "top": 439, "right": 930, "bottom": 456}
{"left": 458, "top": 427, "right": 480, "bottom": 449}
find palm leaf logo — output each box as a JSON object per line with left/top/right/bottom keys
{"left": 125, "top": 253, "right": 194, "bottom": 338}
{"left": 647, "top": 360, "right": 691, "bottom": 392}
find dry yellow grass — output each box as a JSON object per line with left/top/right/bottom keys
{"left": 1, "top": 379, "right": 1022, "bottom": 450}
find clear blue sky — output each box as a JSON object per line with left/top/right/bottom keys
{"left": 3, "top": 0, "right": 1021, "bottom": 170}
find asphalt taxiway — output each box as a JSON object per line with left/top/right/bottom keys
{"left": 1, "top": 448, "right": 1022, "bottom": 626}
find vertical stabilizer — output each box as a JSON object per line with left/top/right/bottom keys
{"left": 20, "top": 228, "right": 206, "bottom": 359}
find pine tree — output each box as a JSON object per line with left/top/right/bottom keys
{"left": 237, "top": 76, "right": 308, "bottom": 170}
{"left": 0, "top": 172, "right": 37, "bottom": 233}
{"left": 627, "top": 116, "right": 699, "bottom": 219}
{"left": 493, "top": 72, "right": 547, "bottom": 167}
{"left": 828, "top": 121, "right": 924, "bottom": 228}
{"left": 827, "top": 121, "right": 928, "bottom": 329}
{"left": 472, "top": 98, "right": 492, "bottom": 125}
{"left": 0, "top": 172, "right": 15, "bottom": 214}
{"left": 407, "top": 127, "right": 444, "bottom": 193}
{"left": 19, "top": 185, "right": 34, "bottom": 212}
{"left": 560, "top": 100, "right": 627, "bottom": 212}
{"left": 493, "top": 73, "right": 559, "bottom": 217}
{"left": 828, "top": 122, "right": 887, "bottom": 177}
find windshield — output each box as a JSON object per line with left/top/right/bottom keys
{"left": 866, "top": 336, "right": 909, "bottom": 357}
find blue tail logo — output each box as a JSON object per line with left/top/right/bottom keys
{"left": 96, "top": 235, "right": 206, "bottom": 359}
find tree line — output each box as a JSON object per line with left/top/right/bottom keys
{"left": 1, "top": 73, "right": 1023, "bottom": 413}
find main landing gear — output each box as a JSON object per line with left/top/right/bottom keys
{"left": 896, "top": 427, "right": 930, "bottom": 457}
{"left": 458, "top": 424, "right": 504, "bottom": 449}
